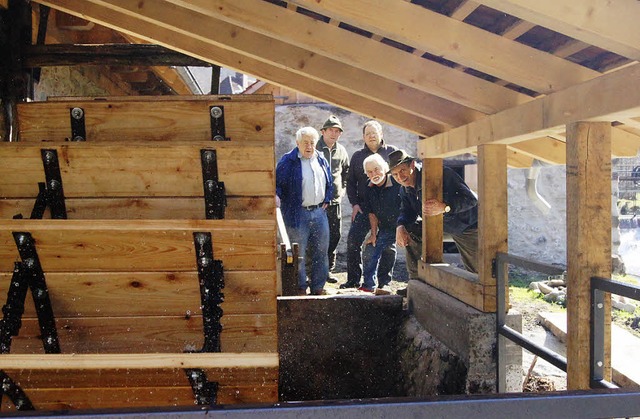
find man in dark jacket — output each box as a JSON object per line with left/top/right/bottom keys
{"left": 316, "top": 115, "right": 349, "bottom": 283}
{"left": 276, "top": 127, "right": 333, "bottom": 295}
{"left": 342, "top": 120, "right": 398, "bottom": 289}
{"left": 389, "top": 149, "right": 479, "bottom": 277}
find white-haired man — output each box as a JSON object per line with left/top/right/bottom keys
{"left": 276, "top": 127, "right": 333, "bottom": 295}
{"left": 359, "top": 153, "right": 402, "bottom": 293}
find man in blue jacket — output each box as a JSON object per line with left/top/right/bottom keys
{"left": 276, "top": 127, "right": 333, "bottom": 295}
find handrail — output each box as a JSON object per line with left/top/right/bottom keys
{"left": 495, "top": 252, "right": 567, "bottom": 392}
{"left": 276, "top": 207, "right": 293, "bottom": 264}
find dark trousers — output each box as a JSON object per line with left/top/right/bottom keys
{"left": 346, "top": 211, "right": 395, "bottom": 285}
{"left": 326, "top": 203, "right": 342, "bottom": 271}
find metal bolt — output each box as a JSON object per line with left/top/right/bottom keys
{"left": 16, "top": 234, "right": 27, "bottom": 246}
{"left": 205, "top": 180, "right": 216, "bottom": 192}
{"left": 210, "top": 106, "right": 222, "bottom": 119}
{"left": 72, "top": 135, "right": 85, "bottom": 142}
{"left": 203, "top": 150, "right": 215, "bottom": 163}
{"left": 199, "top": 257, "right": 211, "bottom": 267}
{"left": 71, "top": 107, "right": 84, "bottom": 120}
{"left": 35, "top": 288, "right": 46, "bottom": 299}
{"left": 597, "top": 303, "right": 604, "bottom": 309}
{"left": 597, "top": 361, "right": 603, "bottom": 367}
{"left": 48, "top": 179, "right": 60, "bottom": 190}
{"left": 195, "top": 234, "right": 208, "bottom": 246}
{"left": 213, "top": 135, "right": 225, "bottom": 141}
{"left": 43, "top": 150, "right": 57, "bottom": 164}
{"left": 23, "top": 258, "right": 35, "bottom": 269}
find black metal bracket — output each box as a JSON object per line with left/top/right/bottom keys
{"left": 491, "top": 258, "right": 497, "bottom": 278}
{"left": 209, "top": 106, "right": 229, "bottom": 141}
{"left": 185, "top": 232, "right": 224, "bottom": 405}
{"left": 0, "top": 371, "right": 35, "bottom": 411}
{"left": 200, "top": 149, "right": 227, "bottom": 220}
{"left": 40, "top": 149, "right": 67, "bottom": 219}
{"left": 10, "top": 232, "right": 60, "bottom": 354}
{"left": 184, "top": 369, "right": 219, "bottom": 406}
{"left": 28, "top": 183, "right": 47, "bottom": 220}
{"left": 0, "top": 263, "right": 29, "bottom": 354}
{"left": 69, "top": 107, "right": 86, "bottom": 141}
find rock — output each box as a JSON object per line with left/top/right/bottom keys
{"left": 537, "top": 282, "right": 554, "bottom": 295}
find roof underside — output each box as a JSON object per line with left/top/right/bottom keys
{"left": 29, "top": 0, "right": 640, "bottom": 162}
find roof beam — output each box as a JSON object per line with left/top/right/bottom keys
{"left": 171, "top": 0, "right": 532, "bottom": 114}
{"left": 509, "top": 137, "right": 566, "bottom": 165}
{"left": 33, "top": 0, "right": 445, "bottom": 136}
{"left": 476, "top": 0, "right": 640, "bottom": 61}
{"left": 285, "top": 0, "right": 600, "bottom": 93}
{"left": 420, "top": 63, "right": 640, "bottom": 157}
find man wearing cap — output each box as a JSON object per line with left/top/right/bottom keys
{"left": 316, "top": 115, "right": 350, "bottom": 283}
{"left": 342, "top": 120, "right": 398, "bottom": 289}
{"left": 276, "top": 126, "right": 333, "bottom": 295}
{"left": 388, "top": 149, "right": 479, "bottom": 277}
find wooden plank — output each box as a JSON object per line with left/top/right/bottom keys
{"left": 0, "top": 385, "right": 278, "bottom": 410}
{"left": 510, "top": 136, "right": 567, "bottom": 165}
{"left": 0, "top": 353, "right": 278, "bottom": 369}
{"left": 0, "top": 220, "right": 276, "bottom": 272}
{"left": 477, "top": 145, "right": 508, "bottom": 312}
{"left": 0, "top": 197, "right": 275, "bottom": 220}
{"left": 0, "top": 142, "right": 274, "bottom": 198}
{"left": 419, "top": 262, "right": 486, "bottom": 311}
{"left": 420, "top": 63, "right": 640, "bottom": 157}
{"left": 422, "top": 159, "right": 444, "bottom": 263}
{"left": 4, "top": 366, "right": 277, "bottom": 388}
{"left": 0, "top": 271, "right": 277, "bottom": 316}
{"left": 17, "top": 97, "right": 274, "bottom": 142}
{"left": 566, "top": 121, "right": 612, "bottom": 390}
{"left": 9, "top": 315, "right": 277, "bottom": 353}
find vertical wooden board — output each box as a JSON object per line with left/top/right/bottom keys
{"left": 422, "top": 159, "right": 444, "bottom": 264}
{"left": 0, "top": 271, "right": 277, "bottom": 317}
{"left": 477, "top": 144, "right": 508, "bottom": 311}
{"left": 16, "top": 97, "right": 275, "bottom": 142}
{"left": 566, "top": 121, "right": 612, "bottom": 390}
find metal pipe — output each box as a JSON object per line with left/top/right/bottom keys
{"left": 525, "top": 159, "right": 551, "bottom": 215}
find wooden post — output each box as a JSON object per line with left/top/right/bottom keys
{"left": 477, "top": 144, "right": 508, "bottom": 312}
{"left": 422, "top": 158, "right": 444, "bottom": 264}
{"left": 566, "top": 121, "right": 612, "bottom": 390}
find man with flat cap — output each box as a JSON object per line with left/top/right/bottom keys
{"left": 316, "top": 115, "right": 350, "bottom": 283}
{"left": 388, "top": 149, "right": 479, "bottom": 278}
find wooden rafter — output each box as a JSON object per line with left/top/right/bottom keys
{"left": 476, "top": 0, "right": 640, "bottom": 60}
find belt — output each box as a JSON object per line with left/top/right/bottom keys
{"left": 303, "top": 204, "right": 322, "bottom": 210}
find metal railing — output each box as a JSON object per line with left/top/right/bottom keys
{"left": 591, "top": 276, "right": 640, "bottom": 389}
{"left": 495, "top": 252, "right": 567, "bottom": 392}
{"left": 276, "top": 208, "right": 299, "bottom": 296}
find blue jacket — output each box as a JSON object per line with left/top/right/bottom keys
{"left": 276, "top": 148, "right": 333, "bottom": 228}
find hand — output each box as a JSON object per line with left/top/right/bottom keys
{"left": 396, "top": 225, "right": 411, "bottom": 247}
{"left": 351, "top": 204, "right": 362, "bottom": 222}
{"left": 322, "top": 202, "right": 328, "bottom": 210}
{"left": 275, "top": 195, "right": 281, "bottom": 208}
{"left": 423, "top": 199, "right": 447, "bottom": 217}
{"left": 364, "top": 231, "right": 377, "bottom": 247}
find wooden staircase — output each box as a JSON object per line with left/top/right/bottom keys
{"left": 0, "top": 95, "right": 278, "bottom": 410}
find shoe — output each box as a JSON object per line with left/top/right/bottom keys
{"left": 311, "top": 288, "right": 328, "bottom": 295}
{"left": 326, "top": 275, "right": 339, "bottom": 284}
{"left": 375, "top": 286, "right": 391, "bottom": 295}
{"left": 396, "top": 288, "right": 407, "bottom": 297}
{"left": 296, "top": 288, "right": 307, "bottom": 296}
{"left": 339, "top": 282, "right": 358, "bottom": 289}
{"left": 358, "top": 286, "right": 374, "bottom": 293}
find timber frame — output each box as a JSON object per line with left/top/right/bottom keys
{"left": 2, "top": 0, "right": 640, "bottom": 406}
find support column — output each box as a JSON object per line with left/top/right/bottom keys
{"left": 422, "top": 158, "right": 444, "bottom": 264}
{"left": 477, "top": 144, "right": 508, "bottom": 312}
{"left": 566, "top": 121, "right": 612, "bottom": 389}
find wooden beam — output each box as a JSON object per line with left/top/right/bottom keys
{"left": 157, "top": 0, "right": 532, "bottom": 115}
{"left": 612, "top": 127, "right": 640, "bottom": 157}
{"left": 477, "top": 144, "right": 508, "bottom": 311}
{"left": 420, "top": 263, "right": 485, "bottom": 311}
{"left": 476, "top": 0, "right": 640, "bottom": 60}
{"left": 0, "top": 353, "right": 279, "bottom": 370}
{"left": 422, "top": 159, "right": 444, "bottom": 263}
{"left": 510, "top": 136, "right": 566, "bottom": 165}
{"left": 285, "top": 0, "right": 599, "bottom": 93}
{"left": 420, "top": 63, "right": 640, "bottom": 157}
{"left": 33, "top": 0, "right": 444, "bottom": 136}
{"left": 23, "top": 43, "right": 211, "bottom": 67}
{"left": 566, "top": 121, "right": 612, "bottom": 390}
